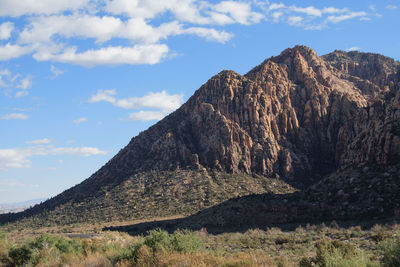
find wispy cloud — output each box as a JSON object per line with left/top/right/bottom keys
{"left": 15, "top": 75, "right": 32, "bottom": 97}
{"left": 124, "top": 111, "right": 166, "bottom": 121}
{"left": 89, "top": 89, "right": 184, "bottom": 121}
{"left": 0, "top": 69, "right": 32, "bottom": 97}
{"left": 0, "top": 179, "right": 38, "bottom": 188}
{"left": 326, "top": 11, "right": 367, "bottom": 24}
{"left": 368, "top": 5, "right": 376, "bottom": 12}
{"left": 386, "top": 5, "right": 398, "bottom": 10}
{"left": 50, "top": 65, "right": 65, "bottom": 78}
{"left": 35, "top": 45, "right": 170, "bottom": 67}
{"left": 26, "top": 138, "right": 52, "bottom": 144}
{"left": 287, "top": 16, "right": 303, "bottom": 26}
{"left": 347, "top": 46, "right": 360, "bottom": 52}
{"left": 0, "top": 144, "right": 107, "bottom": 170}
{"left": 0, "top": 113, "right": 29, "bottom": 120}
{"left": 264, "top": 3, "right": 371, "bottom": 30}
{"left": 73, "top": 117, "right": 88, "bottom": 125}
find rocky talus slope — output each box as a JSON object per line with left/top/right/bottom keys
{"left": 1, "top": 46, "right": 399, "bottom": 227}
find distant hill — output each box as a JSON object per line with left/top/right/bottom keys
{"left": 1, "top": 45, "right": 399, "bottom": 228}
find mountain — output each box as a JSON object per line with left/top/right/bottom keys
{"left": 1, "top": 45, "right": 399, "bottom": 227}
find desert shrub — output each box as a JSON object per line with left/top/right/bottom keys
{"left": 381, "top": 237, "right": 400, "bottom": 267}
{"left": 112, "top": 242, "right": 143, "bottom": 264}
{"left": 300, "top": 239, "right": 374, "bottom": 267}
{"left": 143, "top": 229, "right": 203, "bottom": 254}
{"left": 8, "top": 245, "right": 32, "bottom": 266}
{"left": 143, "top": 229, "right": 171, "bottom": 253}
{"left": 113, "top": 229, "right": 203, "bottom": 266}
{"left": 0, "top": 231, "right": 9, "bottom": 261}
{"left": 29, "top": 233, "right": 82, "bottom": 254}
{"left": 7, "top": 234, "right": 86, "bottom": 266}
{"left": 169, "top": 230, "right": 204, "bottom": 253}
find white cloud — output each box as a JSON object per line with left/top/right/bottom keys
{"left": 88, "top": 89, "right": 116, "bottom": 103}
{"left": 104, "top": 0, "right": 264, "bottom": 26}
{"left": 50, "top": 65, "right": 65, "bottom": 78}
{"left": 288, "top": 16, "right": 303, "bottom": 26}
{"left": 322, "top": 7, "right": 348, "bottom": 14}
{"left": 0, "top": 149, "right": 30, "bottom": 169}
{"left": 0, "top": 43, "right": 32, "bottom": 60}
{"left": 89, "top": 89, "right": 184, "bottom": 112}
{"left": 50, "top": 146, "right": 106, "bottom": 156}
{"left": 15, "top": 90, "right": 28, "bottom": 98}
{"left": 0, "top": 179, "right": 38, "bottom": 188}
{"left": 0, "top": 22, "right": 13, "bottom": 39}
{"left": 347, "top": 46, "right": 360, "bottom": 52}
{"left": 271, "top": 12, "right": 283, "bottom": 22}
{"left": 291, "top": 6, "right": 322, "bottom": 17}
{"left": 265, "top": 3, "right": 371, "bottom": 30}
{"left": 326, "top": 11, "right": 367, "bottom": 23}
{"left": 269, "top": 3, "right": 285, "bottom": 11}
{"left": 0, "top": 0, "right": 90, "bottom": 17}
{"left": 33, "top": 44, "right": 170, "bottom": 67}
{"left": 17, "top": 76, "right": 32, "bottom": 89}
{"left": 183, "top": 27, "right": 233, "bottom": 43}
{"left": 0, "top": 70, "right": 33, "bottom": 97}
{"left": 73, "top": 117, "right": 88, "bottom": 125}
{"left": 26, "top": 138, "right": 52, "bottom": 144}
{"left": 15, "top": 75, "right": 33, "bottom": 97}
{"left": 213, "top": 1, "right": 264, "bottom": 25}
{"left": 90, "top": 89, "right": 184, "bottom": 121}
{"left": 0, "top": 144, "right": 107, "bottom": 170}
{"left": 125, "top": 111, "right": 166, "bottom": 121}
{"left": 0, "top": 69, "right": 12, "bottom": 87}
{"left": 0, "top": 113, "right": 29, "bottom": 120}
{"left": 386, "top": 5, "right": 398, "bottom": 10}
{"left": 368, "top": 5, "right": 376, "bottom": 12}
{"left": 18, "top": 14, "right": 124, "bottom": 45}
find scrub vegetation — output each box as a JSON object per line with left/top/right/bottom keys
{"left": 0, "top": 222, "right": 399, "bottom": 266}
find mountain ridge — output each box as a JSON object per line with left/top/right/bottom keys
{"left": 1, "top": 45, "right": 399, "bottom": 227}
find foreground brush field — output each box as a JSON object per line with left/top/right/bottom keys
{"left": 0, "top": 220, "right": 399, "bottom": 266}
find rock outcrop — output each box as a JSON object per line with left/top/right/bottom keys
{"left": 104, "top": 45, "right": 399, "bottom": 185}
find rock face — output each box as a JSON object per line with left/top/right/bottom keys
{"left": 1, "top": 45, "right": 399, "bottom": 226}
{"left": 104, "top": 45, "right": 399, "bottom": 185}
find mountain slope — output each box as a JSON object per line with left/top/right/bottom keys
{"left": 1, "top": 45, "right": 399, "bottom": 227}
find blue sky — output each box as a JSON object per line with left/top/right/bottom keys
{"left": 0, "top": 0, "right": 399, "bottom": 203}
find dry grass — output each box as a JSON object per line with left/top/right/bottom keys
{"left": 0, "top": 222, "right": 399, "bottom": 266}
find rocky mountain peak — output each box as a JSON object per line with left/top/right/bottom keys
{"left": 1, "top": 45, "right": 399, "bottom": 226}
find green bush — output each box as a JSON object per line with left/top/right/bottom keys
{"left": 300, "top": 239, "right": 375, "bottom": 267}
{"left": 0, "top": 232, "right": 11, "bottom": 266}
{"left": 112, "top": 242, "right": 144, "bottom": 264}
{"left": 381, "top": 237, "right": 400, "bottom": 267}
{"left": 169, "top": 230, "right": 204, "bottom": 253}
{"left": 8, "top": 245, "right": 32, "bottom": 266}
{"left": 6, "top": 234, "right": 86, "bottom": 266}
{"left": 113, "top": 229, "right": 204, "bottom": 266}
{"left": 28, "top": 233, "right": 82, "bottom": 254}
{"left": 143, "top": 229, "right": 203, "bottom": 254}
{"left": 144, "top": 229, "right": 171, "bottom": 253}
